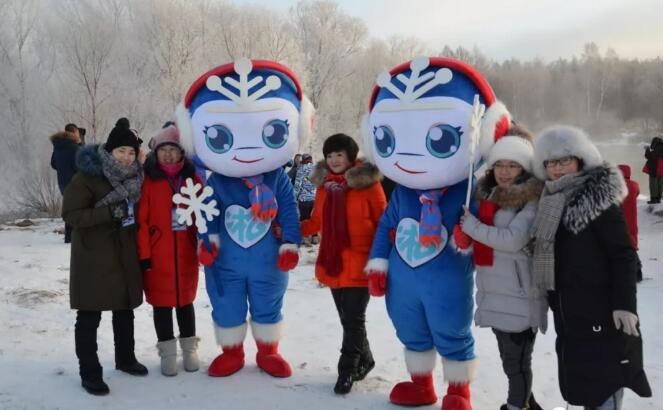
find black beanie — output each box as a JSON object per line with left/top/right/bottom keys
{"left": 105, "top": 119, "right": 140, "bottom": 153}
{"left": 322, "top": 133, "right": 359, "bottom": 163}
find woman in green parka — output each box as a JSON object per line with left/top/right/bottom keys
{"left": 62, "top": 119, "right": 148, "bottom": 396}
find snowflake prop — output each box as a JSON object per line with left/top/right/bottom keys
{"left": 173, "top": 178, "right": 220, "bottom": 234}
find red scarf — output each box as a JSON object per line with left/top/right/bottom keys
{"left": 473, "top": 200, "right": 500, "bottom": 266}
{"left": 318, "top": 173, "right": 350, "bottom": 277}
{"left": 159, "top": 160, "right": 184, "bottom": 178}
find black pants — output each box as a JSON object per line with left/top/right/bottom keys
{"left": 331, "top": 287, "right": 373, "bottom": 376}
{"left": 298, "top": 200, "right": 314, "bottom": 221}
{"left": 75, "top": 310, "right": 137, "bottom": 381}
{"left": 493, "top": 328, "right": 537, "bottom": 408}
{"left": 153, "top": 304, "right": 196, "bottom": 342}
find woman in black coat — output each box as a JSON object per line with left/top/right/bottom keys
{"left": 531, "top": 126, "right": 651, "bottom": 409}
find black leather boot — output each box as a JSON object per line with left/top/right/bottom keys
{"left": 334, "top": 374, "right": 354, "bottom": 395}
{"left": 113, "top": 310, "right": 148, "bottom": 376}
{"left": 81, "top": 378, "right": 110, "bottom": 396}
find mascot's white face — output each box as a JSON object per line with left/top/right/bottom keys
{"left": 191, "top": 98, "right": 299, "bottom": 177}
{"left": 367, "top": 57, "right": 485, "bottom": 190}
{"left": 369, "top": 97, "right": 480, "bottom": 190}
{"left": 184, "top": 58, "right": 305, "bottom": 178}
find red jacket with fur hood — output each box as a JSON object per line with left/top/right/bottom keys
{"left": 301, "top": 160, "right": 386, "bottom": 288}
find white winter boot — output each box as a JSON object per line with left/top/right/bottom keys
{"left": 179, "top": 336, "right": 201, "bottom": 372}
{"left": 156, "top": 339, "right": 178, "bottom": 376}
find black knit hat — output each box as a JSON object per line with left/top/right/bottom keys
{"left": 105, "top": 118, "right": 140, "bottom": 153}
{"left": 322, "top": 133, "right": 359, "bottom": 163}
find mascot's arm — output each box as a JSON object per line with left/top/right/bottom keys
{"left": 365, "top": 187, "right": 399, "bottom": 297}
{"left": 275, "top": 168, "right": 302, "bottom": 246}
{"left": 275, "top": 169, "right": 301, "bottom": 271}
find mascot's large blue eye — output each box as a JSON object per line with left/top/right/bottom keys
{"left": 374, "top": 125, "right": 395, "bottom": 158}
{"left": 262, "top": 119, "right": 289, "bottom": 149}
{"left": 426, "top": 124, "right": 462, "bottom": 158}
{"left": 205, "top": 124, "right": 233, "bottom": 154}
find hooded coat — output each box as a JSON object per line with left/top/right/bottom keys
{"left": 62, "top": 144, "right": 143, "bottom": 311}
{"left": 137, "top": 153, "right": 201, "bottom": 307}
{"left": 546, "top": 163, "right": 651, "bottom": 406}
{"left": 50, "top": 131, "right": 81, "bottom": 193}
{"left": 301, "top": 160, "right": 386, "bottom": 288}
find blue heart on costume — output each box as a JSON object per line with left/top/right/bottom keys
{"left": 224, "top": 204, "right": 270, "bottom": 248}
{"left": 395, "top": 217, "right": 447, "bottom": 268}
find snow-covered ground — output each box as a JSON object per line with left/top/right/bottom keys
{"left": 0, "top": 202, "right": 660, "bottom": 410}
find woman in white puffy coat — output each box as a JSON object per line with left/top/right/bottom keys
{"left": 453, "top": 125, "right": 545, "bottom": 410}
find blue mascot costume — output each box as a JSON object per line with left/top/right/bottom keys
{"left": 364, "top": 57, "right": 510, "bottom": 409}
{"left": 175, "top": 58, "right": 313, "bottom": 378}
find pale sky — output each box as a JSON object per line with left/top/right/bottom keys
{"left": 233, "top": 0, "right": 663, "bottom": 61}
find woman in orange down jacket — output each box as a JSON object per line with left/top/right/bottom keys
{"left": 301, "top": 133, "right": 387, "bottom": 395}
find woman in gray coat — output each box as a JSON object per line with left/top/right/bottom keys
{"left": 453, "top": 125, "right": 545, "bottom": 410}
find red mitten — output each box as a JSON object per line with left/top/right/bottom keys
{"left": 198, "top": 241, "right": 219, "bottom": 266}
{"left": 368, "top": 272, "right": 387, "bottom": 297}
{"left": 452, "top": 225, "right": 472, "bottom": 250}
{"left": 277, "top": 244, "right": 299, "bottom": 271}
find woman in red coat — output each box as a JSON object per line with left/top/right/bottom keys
{"left": 137, "top": 125, "right": 202, "bottom": 376}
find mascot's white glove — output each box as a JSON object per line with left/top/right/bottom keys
{"left": 613, "top": 310, "right": 639, "bottom": 337}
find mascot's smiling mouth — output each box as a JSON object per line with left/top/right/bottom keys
{"left": 394, "top": 161, "right": 427, "bottom": 174}
{"left": 232, "top": 156, "right": 264, "bottom": 163}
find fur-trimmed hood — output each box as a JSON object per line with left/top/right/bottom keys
{"left": 143, "top": 151, "right": 197, "bottom": 180}
{"left": 50, "top": 131, "right": 80, "bottom": 145}
{"left": 75, "top": 144, "right": 104, "bottom": 177}
{"left": 476, "top": 176, "right": 543, "bottom": 209}
{"left": 310, "top": 159, "right": 382, "bottom": 190}
{"left": 559, "top": 162, "right": 627, "bottom": 234}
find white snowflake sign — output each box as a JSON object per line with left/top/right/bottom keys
{"left": 172, "top": 178, "right": 220, "bottom": 234}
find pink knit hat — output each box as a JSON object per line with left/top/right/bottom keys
{"left": 149, "top": 125, "right": 181, "bottom": 151}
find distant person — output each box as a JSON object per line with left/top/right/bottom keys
{"left": 643, "top": 137, "right": 663, "bottom": 204}
{"left": 50, "top": 124, "right": 83, "bottom": 243}
{"left": 293, "top": 154, "right": 316, "bottom": 244}
{"left": 618, "top": 164, "right": 640, "bottom": 249}
{"left": 288, "top": 153, "right": 302, "bottom": 184}
{"left": 619, "top": 164, "right": 644, "bottom": 283}
{"left": 137, "top": 125, "right": 202, "bottom": 377}
{"left": 62, "top": 119, "right": 147, "bottom": 396}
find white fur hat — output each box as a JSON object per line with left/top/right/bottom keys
{"left": 487, "top": 135, "right": 534, "bottom": 172}
{"left": 532, "top": 125, "right": 603, "bottom": 180}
